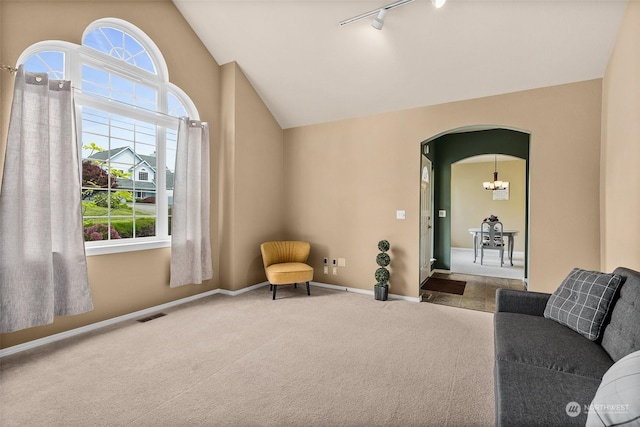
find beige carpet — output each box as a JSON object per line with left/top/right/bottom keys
{"left": 0, "top": 286, "right": 495, "bottom": 426}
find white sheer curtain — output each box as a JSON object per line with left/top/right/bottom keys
{"left": 0, "top": 66, "right": 93, "bottom": 333}
{"left": 170, "top": 118, "right": 212, "bottom": 287}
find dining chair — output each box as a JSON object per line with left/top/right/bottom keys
{"left": 480, "top": 220, "right": 504, "bottom": 266}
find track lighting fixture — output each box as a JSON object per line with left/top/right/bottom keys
{"left": 339, "top": 0, "right": 446, "bottom": 29}
{"left": 372, "top": 9, "right": 386, "bottom": 30}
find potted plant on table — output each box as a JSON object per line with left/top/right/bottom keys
{"left": 374, "top": 239, "right": 391, "bottom": 301}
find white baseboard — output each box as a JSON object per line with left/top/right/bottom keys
{"left": 0, "top": 280, "right": 418, "bottom": 358}
{"left": 218, "top": 281, "right": 269, "bottom": 296}
{"left": 311, "top": 281, "right": 421, "bottom": 303}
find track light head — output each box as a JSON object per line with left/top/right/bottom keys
{"left": 432, "top": 0, "right": 446, "bottom": 8}
{"left": 372, "top": 9, "right": 386, "bottom": 30}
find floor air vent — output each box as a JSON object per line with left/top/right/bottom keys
{"left": 137, "top": 313, "right": 167, "bottom": 323}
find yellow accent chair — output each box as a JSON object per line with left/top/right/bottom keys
{"left": 260, "top": 241, "right": 314, "bottom": 300}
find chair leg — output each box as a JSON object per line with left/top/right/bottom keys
{"left": 306, "top": 281, "right": 310, "bottom": 296}
{"left": 294, "top": 283, "right": 297, "bottom": 289}
{"left": 269, "top": 283, "right": 273, "bottom": 291}
{"left": 272, "top": 285, "right": 277, "bottom": 300}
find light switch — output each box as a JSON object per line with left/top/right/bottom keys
{"left": 396, "top": 210, "right": 406, "bottom": 220}
{"left": 338, "top": 258, "right": 346, "bottom": 267}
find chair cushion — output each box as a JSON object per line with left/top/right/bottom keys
{"left": 601, "top": 267, "right": 640, "bottom": 362}
{"left": 265, "top": 262, "right": 313, "bottom": 285}
{"left": 544, "top": 268, "right": 623, "bottom": 341}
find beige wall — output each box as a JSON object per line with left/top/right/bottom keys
{"left": 284, "top": 80, "right": 603, "bottom": 296}
{"left": 601, "top": 1, "right": 640, "bottom": 274}
{"left": 219, "top": 62, "right": 284, "bottom": 291}
{"left": 451, "top": 160, "right": 526, "bottom": 251}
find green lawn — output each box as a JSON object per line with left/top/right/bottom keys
{"left": 82, "top": 204, "right": 155, "bottom": 217}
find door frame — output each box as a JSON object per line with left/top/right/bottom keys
{"left": 419, "top": 154, "right": 433, "bottom": 285}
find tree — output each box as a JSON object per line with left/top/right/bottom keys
{"left": 81, "top": 143, "right": 132, "bottom": 211}
{"left": 82, "top": 160, "right": 118, "bottom": 199}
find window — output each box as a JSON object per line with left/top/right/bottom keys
{"left": 18, "top": 18, "right": 198, "bottom": 255}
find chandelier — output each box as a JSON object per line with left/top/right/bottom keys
{"left": 483, "top": 155, "right": 509, "bottom": 191}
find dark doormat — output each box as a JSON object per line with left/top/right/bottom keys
{"left": 421, "top": 277, "right": 466, "bottom": 295}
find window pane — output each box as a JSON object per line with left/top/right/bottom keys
{"left": 135, "top": 189, "right": 157, "bottom": 238}
{"left": 83, "top": 26, "right": 157, "bottom": 74}
{"left": 167, "top": 92, "right": 188, "bottom": 117}
{"left": 23, "top": 51, "right": 65, "bottom": 79}
{"left": 136, "top": 85, "right": 157, "bottom": 110}
{"left": 82, "top": 65, "right": 157, "bottom": 111}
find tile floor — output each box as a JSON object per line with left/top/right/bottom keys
{"left": 421, "top": 272, "right": 526, "bottom": 313}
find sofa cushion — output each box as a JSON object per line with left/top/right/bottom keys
{"left": 495, "top": 312, "right": 613, "bottom": 380}
{"left": 600, "top": 267, "right": 640, "bottom": 362}
{"left": 495, "top": 359, "right": 601, "bottom": 427}
{"left": 586, "top": 350, "right": 640, "bottom": 427}
{"left": 544, "top": 268, "right": 623, "bottom": 341}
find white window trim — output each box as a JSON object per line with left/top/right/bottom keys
{"left": 17, "top": 19, "right": 199, "bottom": 256}
{"left": 85, "top": 238, "right": 171, "bottom": 256}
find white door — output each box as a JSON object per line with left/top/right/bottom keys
{"left": 420, "top": 156, "right": 433, "bottom": 284}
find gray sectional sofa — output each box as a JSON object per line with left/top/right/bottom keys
{"left": 493, "top": 266, "right": 640, "bottom": 426}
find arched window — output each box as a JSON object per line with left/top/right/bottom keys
{"left": 18, "top": 18, "right": 199, "bottom": 255}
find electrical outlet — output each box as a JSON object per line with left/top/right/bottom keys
{"left": 323, "top": 257, "right": 329, "bottom": 265}
{"left": 332, "top": 267, "right": 337, "bottom": 275}
{"left": 323, "top": 266, "right": 329, "bottom": 274}
{"left": 332, "top": 259, "right": 337, "bottom": 267}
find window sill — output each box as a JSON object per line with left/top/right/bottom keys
{"left": 85, "top": 238, "right": 171, "bottom": 256}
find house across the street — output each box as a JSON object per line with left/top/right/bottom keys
{"left": 88, "top": 147, "right": 174, "bottom": 203}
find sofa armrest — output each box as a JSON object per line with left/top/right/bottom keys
{"left": 495, "top": 288, "right": 551, "bottom": 316}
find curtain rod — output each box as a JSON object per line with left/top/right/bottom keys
{"left": 1, "top": 65, "right": 18, "bottom": 74}
{"left": 1, "top": 64, "right": 203, "bottom": 125}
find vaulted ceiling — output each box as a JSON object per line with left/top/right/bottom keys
{"left": 172, "top": 0, "right": 627, "bottom": 129}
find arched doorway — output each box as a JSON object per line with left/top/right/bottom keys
{"left": 419, "top": 127, "right": 530, "bottom": 295}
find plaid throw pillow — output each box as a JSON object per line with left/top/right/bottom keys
{"left": 544, "top": 268, "right": 623, "bottom": 341}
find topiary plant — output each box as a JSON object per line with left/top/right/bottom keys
{"left": 374, "top": 240, "right": 391, "bottom": 301}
